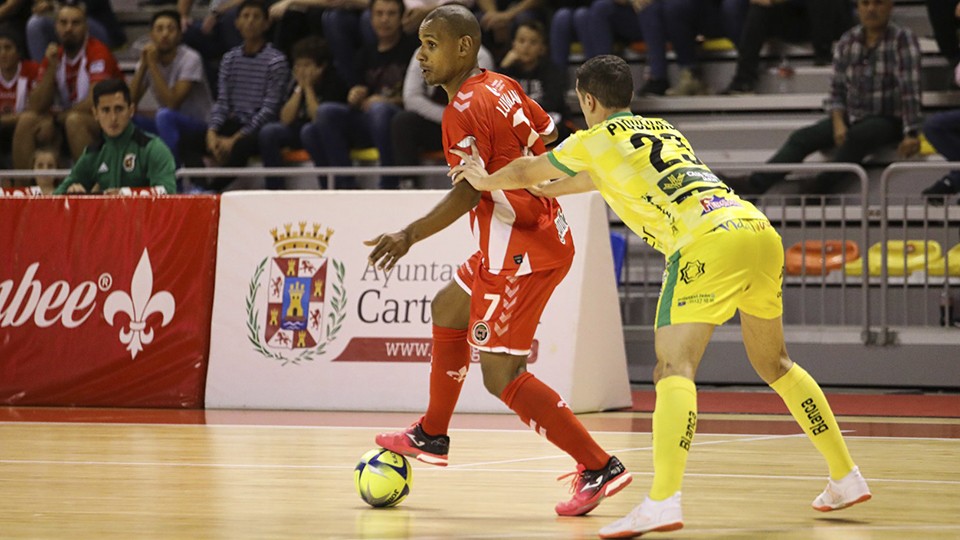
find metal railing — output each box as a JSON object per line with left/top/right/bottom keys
{"left": 11, "top": 161, "right": 956, "bottom": 346}
{"left": 618, "top": 163, "right": 873, "bottom": 341}
{"left": 175, "top": 166, "right": 451, "bottom": 190}
{"left": 879, "top": 162, "right": 960, "bottom": 343}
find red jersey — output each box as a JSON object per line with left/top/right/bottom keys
{"left": 0, "top": 61, "right": 40, "bottom": 114}
{"left": 38, "top": 37, "right": 123, "bottom": 106}
{"left": 442, "top": 70, "right": 573, "bottom": 276}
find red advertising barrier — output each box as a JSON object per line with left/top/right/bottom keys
{"left": 0, "top": 196, "right": 219, "bottom": 407}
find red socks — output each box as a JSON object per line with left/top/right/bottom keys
{"left": 500, "top": 371, "right": 609, "bottom": 470}
{"left": 421, "top": 326, "right": 610, "bottom": 473}
{"left": 421, "top": 325, "right": 470, "bottom": 437}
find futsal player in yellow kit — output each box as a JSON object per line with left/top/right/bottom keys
{"left": 449, "top": 54, "right": 871, "bottom": 539}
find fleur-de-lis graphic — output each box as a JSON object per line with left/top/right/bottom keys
{"left": 103, "top": 249, "right": 176, "bottom": 359}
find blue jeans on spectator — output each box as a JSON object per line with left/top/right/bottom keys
{"left": 301, "top": 101, "right": 401, "bottom": 189}
{"left": 581, "top": 0, "right": 667, "bottom": 81}
{"left": 155, "top": 108, "right": 208, "bottom": 167}
{"left": 664, "top": 0, "right": 729, "bottom": 69}
{"left": 549, "top": 6, "right": 590, "bottom": 68}
{"left": 184, "top": 9, "right": 241, "bottom": 95}
{"left": 132, "top": 115, "right": 157, "bottom": 135}
{"left": 259, "top": 120, "right": 319, "bottom": 190}
{"left": 322, "top": 8, "right": 376, "bottom": 87}
{"left": 26, "top": 14, "right": 114, "bottom": 61}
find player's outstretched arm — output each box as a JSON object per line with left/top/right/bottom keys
{"left": 449, "top": 144, "right": 562, "bottom": 192}
{"left": 529, "top": 172, "right": 596, "bottom": 198}
{"left": 364, "top": 181, "right": 481, "bottom": 271}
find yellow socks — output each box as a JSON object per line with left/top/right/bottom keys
{"left": 650, "top": 375, "right": 698, "bottom": 500}
{"left": 770, "top": 363, "right": 855, "bottom": 480}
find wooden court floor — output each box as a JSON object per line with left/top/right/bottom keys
{"left": 1, "top": 408, "right": 959, "bottom": 539}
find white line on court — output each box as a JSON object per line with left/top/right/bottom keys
{"left": 3, "top": 420, "right": 958, "bottom": 442}
{"left": 2, "top": 458, "right": 958, "bottom": 486}
{"left": 448, "top": 432, "right": 805, "bottom": 469}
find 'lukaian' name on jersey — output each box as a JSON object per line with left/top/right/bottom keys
{"left": 548, "top": 112, "right": 766, "bottom": 255}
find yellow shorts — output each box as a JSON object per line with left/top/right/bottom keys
{"left": 655, "top": 218, "right": 783, "bottom": 328}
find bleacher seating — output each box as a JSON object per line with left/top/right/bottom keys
{"left": 110, "top": 0, "right": 957, "bottom": 197}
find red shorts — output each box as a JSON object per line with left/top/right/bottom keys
{"left": 454, "top": 252, "right": 571, "bottom": 355}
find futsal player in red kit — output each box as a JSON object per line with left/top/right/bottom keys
{"left": 365, "top": 4, "right": 631, "bottom": 516}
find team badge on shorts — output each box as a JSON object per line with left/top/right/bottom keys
{"left": 680, "top": 260, "right": 705, "bottom": 284}
{"left": 472, "top": 320, "right": 491, "bottom": 345}
{"left": 123, "top": 153, "right": 136, "bottom": 172}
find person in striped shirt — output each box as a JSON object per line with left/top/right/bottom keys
{"left": 747, "top": 0, "right": 922, "bottom": 195}
{"left": 203, "top": 0, "right": 289, "bottom": 190}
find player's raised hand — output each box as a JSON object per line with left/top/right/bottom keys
{"left": 364, "top": 231, "right": 412, "bottom": 271}
{"left": 448, "top": 143, "right": 490, "bottom": 190}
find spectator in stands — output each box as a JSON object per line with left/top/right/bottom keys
{"left": 301, "top": 0, "right": 417, "bottom": 189}
{"left": 580, "top": 0, "right": 670, "bottom": 96}
{"left": 722, "top": 0, "right": 853, "bottom": 94}
{"left": 11, "top": 2, "right": 124, "bottom": 168}
{"left": 268, "top": 0, "right": 371, "bottom": 86}
{"left": 498, "top": 20, "right": 568, "bottom": 131}
{"left": 258, "top": 36, "right": 348, "bottom": 189}
{"left": 924, "top": 0, "right": 960, "bottom": 68}
{"left": 475, "top": 0, "right": 544, "bottom": 61}
{"left": 661, "top": 0, "right": 742, "bottom": 96}
{"left": 55, "top": 79, "right": 177, "bottom": 194}
{"left": 920, "top": 63, "right": 960, "bottom": 203}
{"left": 548, "top": 1, "right": 588, "bottom": 69}
{"left": 130, "top": 9, "right": 213, "bottom": 168}
{"left": 0, "top": 0, "right": 31, "bottom": 54}
{"left": 26, "top": 0, "right": 126, "bottom": 62}
{"left": 747, "top": 0, "right": 922, "bottom": 195}
{"left": 31, "top": 146, "right": 59, "bottom": 193}
{"left": 0, "top": 25, "right": 40, "bottom": 168}
{"left": 204, "top": 0, "right": 288, "bottom": 190}
{"left": 402, "top": 0, "right": 473, "bottom": 37}
{"left": 181, "top": 0, "right": 243, "bottom": 94}
{"left": 391, "top": 44, "right": 494, "bottom": 189}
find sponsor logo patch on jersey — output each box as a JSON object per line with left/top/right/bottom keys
{"left": 699, "top": 194, "right": 741, "bottom": 215}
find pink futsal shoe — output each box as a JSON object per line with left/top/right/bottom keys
{"left": 598, "top": 492, "right": 684, "bottom": 539}
{"left": 812, "top": 466, "right": 872, "bottom": 511}
{"left": 555, "top": 456, "right": 632, "bottom": 516}
{"left": 375, "top": 417, "right": 450, "bottom": 467}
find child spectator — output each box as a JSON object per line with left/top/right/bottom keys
{"left": 258, "top": 36, "right": 348, "bottom": 189}
{"left": 31, "top": 146, "right": 59, "bottom": 194}
{"left": 498, "top": 20, "right": 568, "bottom": 137}
{"left": 203, "top": 0, "right": 289, "bottom": 191}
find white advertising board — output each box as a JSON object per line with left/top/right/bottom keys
{"left": 205, "top": 191, "right": 631, "bottom": 413}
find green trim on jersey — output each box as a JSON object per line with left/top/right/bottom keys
{"left": 547, "top": 151, "right": 577, "bottom": 177}
{"left": 657, "top": 250, "right": 681, "bottom": 328}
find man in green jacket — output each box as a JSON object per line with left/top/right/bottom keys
{"left": 55, "top": 79, "right": 177, "bottom": 194}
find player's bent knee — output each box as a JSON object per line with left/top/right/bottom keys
{"left": 431, "top": 284, "right": 469, "bottom": 329}
{"left": 481, "top": 364, "right": 515, "bottom": 398}
{"left": 654, "top": 359, "right": 697, "bottom": 380}
{"left": 479, "top": 353, "right": 526, "bottom": 397}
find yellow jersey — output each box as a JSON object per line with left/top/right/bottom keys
{"left": 548, "top": 112, "right": 767, "bottom": 255}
